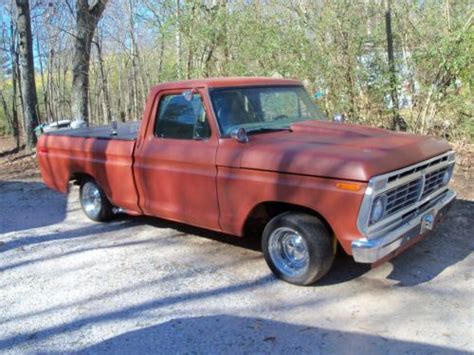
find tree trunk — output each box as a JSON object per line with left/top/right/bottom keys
{"left": 175, "top": 0, "right": 182, "bottom": 79}
{"left": 0, "top": 90, "right": 19, "bottom": 149}
{"left": 15, "top": 0, "right": 38, "bottom": 149}
{"left": 128, "top": 0, "right": 147, "bottom": 106}
{"left": 34, "top": 16, "right": 47, "bottom": 125}
{"left": 9, "top": 20, "right": 20, "bottom": 149}
{"left": 71, "top": 0, "right": 108, "bottom": 125}
{"left": 157, "top": 36, "right": 164, "bottom": 83}
{"left": 384, "top": 0, "right": 406, "bottom": 131}
{"left": 94, "top": 34, "right": 112, "bottom": 123}
{"left": 46, "top": 49, "right": 55, "bottom": 123}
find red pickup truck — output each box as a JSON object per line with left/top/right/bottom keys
{"left": 37, "top": 77, "right": 456, "bottom": 285}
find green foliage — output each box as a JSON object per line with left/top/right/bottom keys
{"left": 0, "top": 0, "right": 472, "bottom": 143}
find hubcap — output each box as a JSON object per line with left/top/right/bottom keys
{"left": 268, "top": 227, "right": 309, "bottom": 277}
{"left": 82, "top": 182, "right": 102, "bottom": 219}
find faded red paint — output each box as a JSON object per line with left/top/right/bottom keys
{"left": 37, "top": 77, "right": 451, "bottom": 255}
{"left": 37, "top": 134, "right": 138, "bottom": 212}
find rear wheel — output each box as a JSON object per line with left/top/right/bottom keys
{"left": 80, "top": 179, "right": 113, "bottom": 222}
{"left": 262, "top": 212, "right": 334, "bottom": 286}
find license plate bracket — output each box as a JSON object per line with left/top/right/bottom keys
{"left": 421, "top": 210, "right": 437, "bottom": 233}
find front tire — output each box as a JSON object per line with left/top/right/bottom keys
{"left": 79, "top": 179, "right": 113, "bottom": 222}
{"left": 262, "top": 212, "right": 334, "bottom": 286}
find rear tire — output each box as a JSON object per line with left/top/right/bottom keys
{"left": 79, "top": 179, "right": 113, "bottom": 222}
{"left": 262, "top": 212, "right": 334, "bottom": 286}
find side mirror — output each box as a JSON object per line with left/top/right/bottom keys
{"left": 333, "top": 113, "right": 346, "bottom": 123}
{"left": 230, "top": 127, "right": 249, "bottom": 143}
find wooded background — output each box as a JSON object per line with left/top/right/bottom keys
{"left": 0, "top": 0, "right": 472, "bottom": 148}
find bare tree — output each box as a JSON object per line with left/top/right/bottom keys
{"left": 0, "top": 1, "right": 471, "bottom": 146}
{"left": 71, "top": 0, "right": 108, "bottom": 125}
{"left": 94, "top": 31, "right": 112, "bottom": 123}
{"left": 1, "top": 12, "right": 21, "bottom": 149}
{"left": 175, "top": 0, "right": 182, "bottom": 79}
{"left": 9, "top": 20, "right": 20, "bottom": 150}
{"left": 384, "top": 0, "right": 406, "bottom": 131}
{"left": 15, "top": 0, "right": 38, "bottom": 149}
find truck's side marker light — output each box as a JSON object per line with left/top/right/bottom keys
{"left": 336, "top": 182, "right": 361, "bottom": 191}
{"left": 38, "top": 147, "right": 48, "bottom": 153}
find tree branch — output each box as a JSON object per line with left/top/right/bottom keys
{"left": 89, "top": 0, "right": 108, "bottom": 19}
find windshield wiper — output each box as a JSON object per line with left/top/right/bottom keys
{"left": 246, "top": 127, "right": 291, "bottom": 135}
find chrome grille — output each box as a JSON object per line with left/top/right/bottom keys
{"left": 359, "top": 152, "right": 455, "bottom": 236}
{"left": 385, "top": 178, "right": 423, "bottom": 216}
{"left": 422, "top": 167, "right": 449, "bottom": 198}
{"left": 387, "top": 155, "right": 449, "bottom": 184}
{"left": 383, "top": 165, "right": 450, "bottom": 219}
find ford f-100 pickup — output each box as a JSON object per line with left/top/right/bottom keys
{"left": 37, "top": 77, "right": 456, "bottom": 285}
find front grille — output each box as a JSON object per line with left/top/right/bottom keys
{"left": 387, "top": 155, "right": 449, "bottom": 183}
{"left": 385, "top": 178, "right": 423, "bottom": 216}
{"left": 421, "top": 167, "right": 449, "bottom": 198}
{"left": 401, "top": 190, "right": 449, "bottom": 221}
{"left": 373, "top": 162, "right": 452, "bottom": 224}
{"left": 360, "top": 152, "right": 455, "bottom": 235}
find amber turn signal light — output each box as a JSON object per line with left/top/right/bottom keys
{"left": 336, "top": 182, "right": 361, "bottom": 191}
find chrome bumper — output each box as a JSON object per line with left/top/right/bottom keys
{"left": 351, "top": 189, "right": 456, "bottom": 263}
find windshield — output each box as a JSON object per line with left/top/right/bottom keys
{"left": 209, "top": 85, "right": 326, "bottom": 136}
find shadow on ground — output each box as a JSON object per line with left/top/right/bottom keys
{"left": 76, "top": 315, "right": 466, "bottom": 354}
{"left": 0, "top": 181, "right": 67, "bottom": 234}
{"left": 1, "top": 180, "right": 471, "bottom": 288}
{"left": 0, "top": 145, "right": 25, "bottom": 158}
{"left": 128, "top": 198, "right": 473, "bottom": 287}
{"left": 320, "top": 198, "right": 473, "bottom": 287}
{"left": 133, "top": 214, "right": 262, "bottom": 251}
{"left": 0, "top": 221, "right": 137, "bottom": 255}
{"left": 0, "top": 182, "right": 472, "bottom": 352}
{"left": 387, "top": 198, "right": 474, "bottom": 286}
{"left": 0, "top": 276, "right": 273, "bottom": 351}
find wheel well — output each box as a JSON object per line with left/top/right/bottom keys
{"left": 70, "top": 173, "right": 94, "bottom": 187}
{"left": 242, "top": 202, "right": 334, "bottom": 241}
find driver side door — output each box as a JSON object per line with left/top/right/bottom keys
{"left": 134, "top": 88, "right": 220, "bottom": 231}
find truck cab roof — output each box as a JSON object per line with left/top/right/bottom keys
{"left": 149, "top": 77, "right": 302, "bottom": 93}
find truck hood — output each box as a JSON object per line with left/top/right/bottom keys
{"left": 225, "top": 120, "right": 451, "bottom": 181}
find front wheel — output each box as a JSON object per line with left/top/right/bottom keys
{"left": 262, "top": 212, "right": 334, "bottom": 286}
{"left": 79, "top": 179, "right": 113, "bottom": 222}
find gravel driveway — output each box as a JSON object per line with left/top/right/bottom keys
{"left": 0, "top": 177, "right": 473, "bottom": 354}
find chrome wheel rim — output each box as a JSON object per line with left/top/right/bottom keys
{"left": 268, "top": 227, "right": 309, "bottom": 277}
{"left": 82, "top": 182, "right": 102, "bottom": 219}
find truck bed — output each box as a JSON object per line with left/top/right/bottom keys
{"left": 46, "top": 122, "right": 140, "bottom": 141}
{"left": 37, "top": 123, "right": 140, "bottom": 214}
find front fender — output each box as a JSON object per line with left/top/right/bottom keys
{"left": 216, "top": 167, "right": 366, "bottom": 254}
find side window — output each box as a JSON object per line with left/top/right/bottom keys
{"left": 155, "top": 93, "right": 211, "bottom": 139}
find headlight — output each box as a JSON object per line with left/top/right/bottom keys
{"left": 370, "top": 195, "right": 386, "bottom": 224}
{"left": 442, "top": 166, "right": 453, "bottom": 185}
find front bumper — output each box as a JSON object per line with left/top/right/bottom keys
{"left": 351, "top": 189, "right": 456, "bottom": 263}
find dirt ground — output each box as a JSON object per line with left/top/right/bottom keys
{"left": 0, "top": 136, "right": 473, "bottom": 353}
